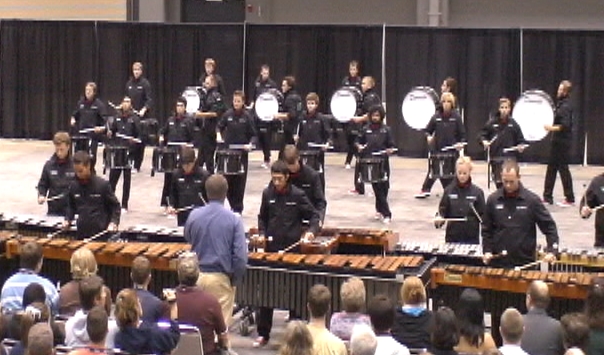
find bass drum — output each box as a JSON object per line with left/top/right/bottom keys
{"left": 181, "top": 86, "right": 206, "bottom": 114}
{"left": 401, "top": 86, "right": 439, "bottom": 130}
{"left": 330, "top": 86, "right": 362, "bottom": 122}
{"left": 512, "top": 90, "right": 554, "bottom": 142}
{"left": 255, "top": 89, "right": 283, "bottom": 122}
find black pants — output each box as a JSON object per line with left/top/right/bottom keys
{"left": 543, "top": 143, "right": 575, "bottom": 202}
{"left": 133, "top": 143, "right": 145, "bottom": 171}
{"left": 420, "top": 172, "right": 453, "bottom": 193}
{"left": 372, "top": 180, "right": 391, "bottom": 218}
{"left": 160, "top": 172, "right": 173, "bottom": 207}
{"left": 257, "top": 307, "right": 274, "bottom": 340}
{"left": 257, "top": 126, "right": 272, "bottom": 163}
{"left": 109, "top": 168, "right": 131, "bottom": 209}
{"left": 89, "top": 139, "right": 99, "bottom": 172}
{"left": 345, "top": 131, "right": 357, "bottom": 165}
{"left": 198, "top": 143, "right": 216, "bottom": 173}
{"left": 225, "top": 154, "right": 249, "bottom": 213}
{"left": 353, "top": 160, "right": 365, "bottom": 194}
{"left": 177, "top": 210, "right": 192, "bottom": 227}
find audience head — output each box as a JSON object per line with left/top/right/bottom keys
{"left": 526, "top": 280, "right": 551, "bottom": 310}
{"left": 177, "top": 252, "right": 200, "bottom": 286}
{"left": 131, "top": 256, "right": 152, "bottom": 287}
{"left": 279, "top": 320, "right": 313, "bottom": 355}
{"left": 79, "top": 275, "right": 104, "bottom": 311}
{"left": 115, "top": 289, "right": 141, "bottom": 328}
{"left": 564, "top": 348, "right": 586, "bottom": 355}
{"left": 23, "top": 283, "right": 46, "bottom": 309}
{"left": 586, "top": 277, "right": 604, "bottom": 329}
{"left": 367, "top": 294, "right": 395, "bottom": 334}
{"left": 432, "top": 306, "right": 459, "bottom": 350}
{"left": 500, "top": 308, "right": 524, "bottom": 345}
{"left": 340, "top": 277, "right": 366, "bottom": 313}
{"left": 456, "top": 288, "right": 485, "bottom": 347}
{"left": 400, "top": 276, "right": 427, "bottom": 306}
{"left": 205, "top": 174, "right": 228, "bottom": 202}
{"left": 20, "top": 242, "right": 43, "bottom": 272}
{"left": 307, "top": 284, "right": 331, "bottom": 319}
{"left": 70, "top": 247, "right": 98, "bottom": 280}
{"left": 350, "top": 323, "right": 377, "bottom": 355}
{"left": 561, "top": 312, "right": 589, "bottom": 352}
{"left": 482, "top": 349, "right": 503, "bottom": 355}
{"left": 19, "top": 302, "right": 50, "bottom": 347}
{"left": 87, "top": 306, "right": 109, "bottom": 345}
{"left": 26, "top": 323, "right": 54, "bottom": 355}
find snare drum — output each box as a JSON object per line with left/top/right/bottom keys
{"left": 299, "top": 150, "right": 322, "bottom": 172}
{"left": 72, "top": 136, "right": 90, "bottom": 155}
{"left": 105, "top": 146, "right": 130, "bottom": 169}
{"left": 255, "top": 89, "right": 283, "bottom": 122}
{"left": 181, "top": 86, "right": 206, "bottom": 114}
{"left": 330, "top": 86, "right": 363, "bottom": 122}
{"left": 401, "top": 86, "right": 439, "bottom": 130}
{"left": 215, "top": 150, "right": 244, "bottom": 175}
{"left": 140, "top": 118, "right": 159, "bottom": 145}
{"left": 152, "top": 147, "right": 178, "bottom": 174}
{"left": 358, "top": 158, "right": 387, "bottom": 183}
{"left": 512, "top": 90, "right": 554, "bottom": 141}
{"left": 428, "top": 152, "right": 457, "bottom": 179}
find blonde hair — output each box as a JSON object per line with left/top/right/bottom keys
{"left": 340, "top": 277, "right": 366, "bottom": 313}
{"left": 456, "top": 156, "right": 473, "bottom": 171}
{"left": 115, "top": 289, "right": 140, "bottom": 328}
{"left": 70, "top": 247, "right": 98, "bottom": 280}
{"left": 400, "top": 276, "right": 426, "bottom": 305}
{"left": 279, "top": 320, "right": 313, "bottom": 355}
{"left": 441, "top": 92, "right": 457, "bottom": 108}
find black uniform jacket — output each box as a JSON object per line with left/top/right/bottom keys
{"left": 160, "top": 115, "right": 194, "bottom": 144}
{"left": 73, "top": 97, "right": 107, "bottom": 139}
{"left": 170, "top": 167, "right": 210, "bottom": 225}
{"left": 478, "top": 114, "right": 526, "bottom": 158}
{"left": 37, "top": 154, "right": 76, "bottom": 216}
{"left": 218, "top": 109, "right": 257, "bottom": 145}
{"left": 66, "top": 175, "right": 121, "bottom": 239}
{"left": 360, "top": 88, "right": 382, "bottom": 115}
{"left": 258, "top": 183, "right": 320, "bottom": 252}
{"left": 438, "top": 178, "right": 485, "bottom": 244}
{"left": 109, "top": 112, "right": 140, "bottom": 149}
{"left": 356, "top": 122, "right": 396, "bottom": 159}
{"left": 482, "top": 183, "right": 559, "bottom": 267}
{"left": 281, "top": 89, "right": 303, "bottom": 133}
{"left": 424, "top": 109, "right": 466, "bottom": 152}
{"left": 297, "top": 112, "right": 331, "bottom": 150}
{"left": 289, "top": 164, "right": 327, "bottom": 223}
{"left": 199, "top": 87, "right": 226, "bottom": 138}
{"left": 580, "top": 173, "right": 604, "bottom": 246}
{"left": 552, "top": 96, "right": 573, "bottom": 145}
{"left": 125, "top": 77, "right": 153, "bottom": 113}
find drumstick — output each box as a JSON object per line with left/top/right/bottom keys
{"left": 198, "top": 193, "right": 208, "bottom": 206}
{"left": 45, "top": 194, "right": 65, "bottom": 202}
{"left": 503, "top": 144, "right": 529, "bottom": 153}
{"left": 167, "top": 142, "right": 193, "bottom": 147}
{"left": 307, "top": 142, "right": 333, "bottom": 149}
{"left": 514, "top": 260, "right": 545, "bottom": 271}
{"left": 83, "top": 229, "right": 110, "bottom": 243}
{"left": 278, "top": 240, "right": 302, "bottom": 254}
{"left": 469, "top": 203, "right": 483, "bottom": 224}
{"left": 79, "top": 127, "right": 105, "bottom": 133}
{"left": 116, "top": 133, "right": 142, "bottom": 143}
{"left": 488, "top": 135, "right": 499, "bottom": 145}
{"left": 433, "top": 217, "right": 467, "bottom": 222}
{"left": 174, "top": 205, "right": 195, "bottom": 213}
{"left": 372, "top": 148, "right": 398, "bottom": 156}
{"left": 491, "top": 250, "right": 508, "bottom": 259}
{"left": 46, "top": 229, "right": 63, "bottom": 239}
{"left": 229, "top": 144, "right": 254, "bottom": 150}
{"left": 441, "top": 142, "right": 467, "bottom": 151}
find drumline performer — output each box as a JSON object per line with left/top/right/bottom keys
{"left": 342, "top": 60, "right": 362, "bottom": 169}
{"left": 199, "top": 58, "right": 226, "bottom": 97}
{"left": 37, "top": 131, "right": 76, "bottom": 217}
{"left": 434, "top": 156, "right": 485, "bottom": 244}
{"left": 414, "top": 92, "right": 466, "bottom": 199}
{"left": 63, "top": 151, "right": 121, "bottom": 240}
{"left": 479, "top": 97, "right": 526, "bottom": 189}
{"left": 580, "top": 172, "right": 604, "bottom": 247}
{"left": 350, "top": 76, "right": 383, "bottom": 196}
{"left": 216, "top": 90, "right": 257, "bottom": 214}
{"left": 125, "top": 61, "right": 153, "bottom": 172}
{"left": 196, "top": 74, "right": 226, "bottom": 173}
{"left": 168, "top": 147, "right": 210, "bottom": 227}
{"left": 250, "top": 64, "right": 279, "bottom": 168}
{"left": 107, "top": 96, "right": 141, "bottom": 213}
{"left": 69, "top": 82, "right": 107, "bottom": 173}
{"left": 275, "top": 76, "right": 303, "bottom": 157}
{"left": 355, "top": 105, "right": 396, "bottom": 224}
{"left": 158, "top": 97, "right": 195, "bottom": 214}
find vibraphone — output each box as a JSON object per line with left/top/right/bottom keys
{"left": 237, "top": 252, "right": 435, "bottom": 320}
{"left": 537, "top": 245, "right": 604, "bottom": 272}
{"left": 395, "top": 241, "right": 485, "bottom": 265}
{"left": 430, "top": 265, "right": 596, "bottom": 345}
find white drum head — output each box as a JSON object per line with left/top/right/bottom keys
{"left": 512, "top": 90, "right": 554, "bottom": 141}
{"left": 181, "top": 87, "right": 203, "bottom": 114}
{"left": 255, "top": 92, "right": 279, "bottom": 122}
{"left": 401, "top": 87, "right": 438, "bottom": 130}
{"left": 330, "top": 88, "right": 359, "bottom": 122}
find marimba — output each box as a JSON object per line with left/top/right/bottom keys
{"left": 537, "top": 244, "right": 604, "bottom": 272}
{"left": 395, "top": 241, "right": 485, "bottom": 265}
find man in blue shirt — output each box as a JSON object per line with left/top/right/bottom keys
{"left": 1, "top": 242, "right": 59, "bottom": 313}
{"left": 184, "top": 174, "right": 248, "bottom": 326}
{"left": 131, "top": 256, "right": 169, "bottom": 323}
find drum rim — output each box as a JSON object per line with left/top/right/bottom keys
{"left": 330, "top": 87, "right": 361, "bottom": 122}
{"left": 255, "top": 92, "right": 280, "bottom": 122}
{"left": 512, "top": 89, "right": 555, "bottom": 142}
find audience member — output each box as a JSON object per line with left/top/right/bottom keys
{"left": 455, "top": 288, "right": 496, "bottom": 354}
{"left": 350, "top": 323, "right": 378, "bottom": 355}
{"left": 25, "top": 323, "right": 53, "bottom": 355}
{"left": 10, "top": 302, "right": 62, "bottom": 355}
{"left": 586, "top": 277, "right": 604, "bottom": 355}
{"left": 306, "top": 284, "right": 347, "bottom": 355}
{"left": 329, "top": 277, "right": 371, "bottom": 341}
{"left": 368, "top": 294, "right": 410, "bottom": 355}
{"left": 499, "top": 308, "right": 528, "bottom": 355}
{"left": 560, "top": 312, "right": 589, "bottom": 354}
{"left": 131, "top": 256, "right": 169, "bottom": 323}
{"left": 279, "top": 320, "right": 314, "bottom": 355}
{"left": 59, "top": 247, "right": 111, "bottom": 316}
{"left": 521, "top": 280, "right": 564, "bottom": 355}
{"left": 67, "top": 306, "right": 109, "bottom": 355}
{"left": 1, "top": 242, "right": 58, "bottom": 313}
{"left": 429, "top": 307, "right": 459, "bottom": 355}
{"left": 392, "top": 276, "right": 433, "bottom": 349}
{"left": 114, "top": 288, "right": 180, "bottom": 355}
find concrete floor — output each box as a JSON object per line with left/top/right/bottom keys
{"left": 0, "top": 138, "right": 600, "bottom": 354}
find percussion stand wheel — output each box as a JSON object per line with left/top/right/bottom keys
{"left": 239, "top": 319, "right": 250, "bottom": 336}
{"left": 151, "top": 169, "right": 155, "bottom": 177}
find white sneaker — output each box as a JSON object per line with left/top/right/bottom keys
{"left": 167, "top": 214, "right": 175, "bottom": 219}
{"left": 260, "top": 162, "right": 269, "bottom": 169}
{"left": 121, "top": 208, "right": 128, "bottom": 214}
{"left": 374, "top": 212, "right": 383, "bottom": 220}
{"left": 161, "top": 207, "right": 168, "bottom": 215}
{"left": 383, "top": 217, "right": 391, "bottom": 224}
{"left": 345, "top": 164, "right": 351, "bottom": 169}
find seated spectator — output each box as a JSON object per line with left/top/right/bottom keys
{"left": 429, "top": 307, "right": 459, "bottom": 355}
{"left": 330, "top": 277, "right": 371, "bottom": 341}
{"left": 392, "top": 276, "right": 432, "bottom": 349}
{"left": 499, "top": 308, "right": 528, "bottom": 355}
{"left": 10, "top": 302, "right": 59, "bottom": 355}
{"left": 25, "top": 323, "right": 53, "bottom": 355}
{"left": 131, "top": 256, "right": 169, "bottom": 323}
{"left": 350, "top": 324, "right": 378, "bottom": 355}
{"left": 521, "top": 280, "right": 564, "bottom": 355}
{"left": 59, "top": 247, "right": 112, "bottom": 316}
{"left": 279, "top": 320, "right": 314, "bottom": 355}
{"left": 454, "top": 288, "right": 496, "bottom": 354}
{"left": 368, "top": 294, "right": 410, "bottom": 355}
{"left": 0, "top": 315, "right": 6, "bottom": 355}
{"left": 167, "top": 252, "right": 228, "bottom": 355}
{"left": 67, "top": 306, "right": 110, "bottom": 355}
{"left": 1, "top": 242, "right": 58, "bottom": 313}
{"left": 586, "top": 277, "right": 604, "bottom": 355}
{"left": 65, "top": 275, "right": 118, "bottom": 348}
{"left": 114, "top": 288, "right": 180, "bottom": 355}
{"left": 6, "top": 283, "right": 49, "bottom": 340}
{"left": 560, "top": 312, "right": 589, "bottom": 354}
{"left": 306, "top": 284, "right": 347, "bottom": 355}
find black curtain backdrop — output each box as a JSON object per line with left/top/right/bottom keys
{"left": 244, "top": 24, "right": 383, "bottom": 113}
{"left": 0, "top": 20, "right": 97, "bottom": 138}
{"left": 385, "top": 27, "right": 521, "bottom": 159}
{"left": 522, "top": 30, "right": 604, "bottom": 165}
